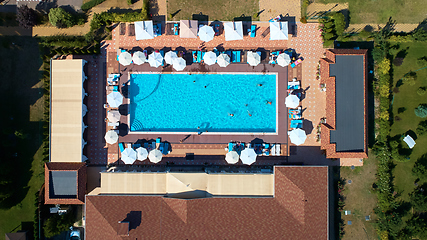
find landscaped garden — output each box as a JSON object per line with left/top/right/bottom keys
{"left": 167, "top": 0, "right": 259, "bottom": 21}
{"left": 319, "top": 0, "right": 427, "bottom": 24}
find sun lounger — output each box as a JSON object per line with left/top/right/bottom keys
{"left": 290, "top": 119, "right": 303, "bottom": 129}
{"left": 224, "top": 50, "right": 232, "bottom": 59}
{"left": 287, "top": 81, "right": 300, "bottom": 90}
{"left": 197, "top": 51, "right": 202, "bottom": 63}
{"left": 161, "top": 142, "right": 170, "bottom": 154}
{"left": 119, "top": 143, "right": 125, "bottom": 153}
{"left": 133, "top": 143, "right": 141, "bottom": 148}
{"left": 232, "top": 51, "right": 241, "bottom": 63}
{"left": 159, "top": 50, "right": 165, "bottom": 66}
{"left": 107, "top": 122, "right": 119, "bottom": 127}
{"left": 228, "top": 142, "right": 234, "bottom": 152}
{"left": 275, "top": 144, "right": 281, "bottom": 156}
{"left": 291, "top": 58, "right": 303, "bottom": 68}
{"left": 214, "top": 24, "right": 220, "bottom": 36}
{"left": 213, "top": 48, "right": 220, "bottom": 56}
{"left": 201, "top": 52, "right": 205, "bottom": 61}
{"left": 152, "top": 142, "right": 156, "bottom": 150}
{"left": 250, "top": 25, "right": 256, "bottom": 37}
{"left": 263, "top": 143, "right": 270, "bottom": 156}
{"left": 173, "top": 23, "right": 179, "bottom": 35}
{"left": 192, "top": 51, "right": 197, "bottom": 62}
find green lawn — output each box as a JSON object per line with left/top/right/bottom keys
{"left": 0, "top": 36, "right": 45, "bottom": 239}
{"left": 167, "top": 0, "right": 259, "bottom": 21}
{"left": 319, "top": 0, "right": 427, "bottom": 24}
{"left": 390, "top": 42, "right": 427, "bottom": 201}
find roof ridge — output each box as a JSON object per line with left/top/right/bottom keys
{"left": 163, "top": 198, "right": 188, "bottom": 224}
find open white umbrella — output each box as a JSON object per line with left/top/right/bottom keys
{"left": 288, "top": 129, "right": 307, "bottom": 145}
{"left": 107, "top": 110, "right": 121, "bottom": 123}
{"left": 164, "top": 51, "right": 178, "bottom": 65}
{"left": 121, "top": 148, "right": 137, "bottom": 164}
{"left": 135, "top": 21, "right": 154, "bottom": 40}
{"left": 277, "top": 53, "right": 291, "bottom": 67}
{"left": 225, "top": 151, "right": 239, "bottom": 164}
{"left": 104, "top": 130, "right": 118, "bottom": 144}
{"left": 148, "top": 149, "right": 163, "bottom": 163}
{"left": 285, "top": 95, "right": 300, "bottom": 108}
{"left": 148, "top": 52, "right": 163, "bottom": 68}
{"left": 203, "top": 51, "right": 217, "bottom": 65}
{"left": 132, "top": 51, "right": 146, "bottom": 65}
{"left": 136, "top": 147, "right": 149, "bottom": 160}
{"left": 270, "top": 21, "right": 288, "bottom": 40}
{"left": 198, "top": 25, "right": 215, "bottom": 42}
{"left": 240, "top": 148, "right": 257, "bottom": 165}
{"left": 224, "top": 21, "right": 244, "bottom": 41}
{"left": 217, "top": 53, "right": 230, "bottom": 67}
{"left": 119, "top": 51, "right": 132, "bottom": 66}
{"left": 107, "top": 92, "right": 124, "bottom": 108}
{"left": 173, "top": 57, "right": 186, "bottom": 71}
{"left": 247, "top": 51, "right": 261, "bottom": 66}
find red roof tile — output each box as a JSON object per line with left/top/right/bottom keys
{"left": 85, "top": 166, "right": 328, "bottom": 239}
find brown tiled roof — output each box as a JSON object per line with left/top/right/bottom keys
{"left": 85, "top": 166, "right": 328, "bottom": 239}
{"left": 45, "top": 162, "right": 86, "bottom": 205}
{"left": 320, "top": 49, "right": 368, "bottom": 159}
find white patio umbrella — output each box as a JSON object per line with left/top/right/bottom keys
{"left": 132, "top": 51, "right": 146, "bottom": 65}
{"left": 173, "top": 57, "right": 186, "bottom": 71}
{"left": 164, "top": 51, "right": 178, "bottom": 65}
{"left": 240, "top": 148, "right": 257, "bottom": 165}
{"left": 104, "top": 130, "right": 118, "bottom": 144}
{"left": 148, "top": 51, "right": 163, "bottom": 68}
{"left": 198, "top": 25, "right": 215, "bottom": 42}
{"left": 107, "top": 92, "right": 124, "bottom": 108}
{"left": 285, "top": 95, "right": 300, "bottom": 108}
{"left": 217, "top": 53, "right": 230, "bottom": 67}
{"left": 225, "top": 151, "right": 239, "bottom": 164}
{"left": 148, "top": 149, "right": 163, "bottom": 163}
{"left": 121, "top": 148, "right": 137, "bottom": 164}
{"left": 288, "top": 129, "right": 307, "bottom": 145}
{"left": 247, "top": 51, "right": 261, "bottom": 66}
{"left": 136, "top": 147, "right": 149, "bottom": 160}
{"left": 270, "top": 21, "right": 288, "bottom": 40}
{"left": 135, "top": 21, "right": 154, "bottom": 40}
{"left": 277, "top": 53, "right": 291, "bottom": 67}
{"left": 107, "top": 110, "right": 121, "bottom": 123}
{"left": 203, "top": 51, "right": 217, "bottom": 65}
{"left": 118, "top": 51, "right": 132, "bottom": 66}
{"left": 224, "top": 21, "right": 244, "bottom": 41}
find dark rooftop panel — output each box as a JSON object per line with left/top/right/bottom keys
{"left": 50, "top": 171, "right": 77, "bottom": 198}
{"left": 329, "top": 55, "right": 365, "bottom": 152}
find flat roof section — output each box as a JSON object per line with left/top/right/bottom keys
{"left": 329, "top": 55, "right": 365, "bottom": 152}
{"left": 49, "top": 171, "right": 77, "bottom": 198}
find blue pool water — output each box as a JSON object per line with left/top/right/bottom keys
{"left": 129, "top": 73, "right": 277, "bottom": 133}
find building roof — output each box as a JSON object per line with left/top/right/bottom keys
{"left": 45, "top": 162, "right": 86, "bottom": 205}
{"left": 320, "top": 49, "right": 368, "bottom": 159}
{"left": 5, "top": 232, "right": 27, "bottom": 240}
{"left": 99, "top": 172, "right": 274, "bottom": 196}
{"left": 50, "top": 59, "right": 85, "bottom": 163}
{"left": 85, "top": 166, "right": 328, "bottom": 239}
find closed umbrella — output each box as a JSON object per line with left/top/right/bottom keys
{"left": 288, "top": 129, "right": 307, "bottom": 145}
{"left": 148, "top": 149, "right": 163, "bottom": 163}
{"left": 173, "top": 57, "right": 186, "bottom": 71}
{"left": 277, "top": 53, "right": 291, "bottom": 67}
{"left": 225, "top": 151, "right": 239, "bottom": 164}
{"left": 107, "top": 92, "right": 124, "bottom": 108}
{"left": 285, "top": 95, "right": 299, "bottom": 108}
{"left": 240, "top": 148, "right": 257, "bottom": 165}
{"left": 119, "top": 51, "right": 132, "bottom": 66}
{"left": 217, "top": 53, "right": 230, "bottom": 67}
{"left": 164, "top": 51, "right": 178, "bottom": 65}
{"left": 203, "top": 51, "right": 217, "bottom": 65}
{"left": 104, "top": 130, "right": 118, "bottom": 144}
{"left": 136, "top": 147, "right": 149, "bottom": 160}
{"left": 121, "top": 148, "right": 137, "bottom": 164}
{"left": 247, "top": 51, "right": 261, "bottom": 66}
{"left": 107, "top": 110, "right": 121, "bottom": 123}
{"left": 198, "top": 25, "right": 215, "bottom": 42}
{"left": 132, "top": 51, "right": 146, "bottom": 65}
{"left": 148, "top": 52, "right": 163, "bottom": 68}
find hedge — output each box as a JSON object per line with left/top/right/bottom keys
{"left": 81, "top": 0, "right": 106, "bottom": 11}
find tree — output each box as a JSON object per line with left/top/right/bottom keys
{"left": 331, "top": 12, "right": 346, "bottom": 36}
{"left": 412, "top": 154, "right": 427, "bottom": 181}
{"left": 417, "top": 87, "right": 426, "bottom": 96}
{"left": 43, "top": 210, "right": 75, "bottom": 238}
{"left": 415, "top": 104, "right": 427, "bottom": 118}
{"left": 48, "top": 7, "right": 74, "bottom": 28}
{"left": 416, "top": 120, "right": 427, "bottom": 135}
{"left": 16, "top": 5, "right": 37, "bottom": 29}
{"left": 403, "top": 71, "right": 417, "bottom": 86}
{"left": 410, "top": 184, "right": 427, "bottom": 212}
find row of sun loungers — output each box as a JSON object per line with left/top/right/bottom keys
{"left": 227, "top": 142, "right": 281, "bottom": 156}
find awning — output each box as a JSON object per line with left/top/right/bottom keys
{"left": 135, "top": 21, "right": 154, "bottom": 40}
{"left": 180, "top": 20, "right": 198, "bottom": 38}
{"left": 224, "top": 22, "right": 243, "bottom": 41}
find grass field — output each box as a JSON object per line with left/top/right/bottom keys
{"left": 0, "top": 36, "right": 45, "bottom": 239}
{"left": 167, "top": 0, "right": 259, "bottom": 21}
{"left": 319, "top": 0, "right": 427, "bottom": 24}
{"left": 390, "top": 42, "right": 427, "bottom": 201}
{"left": 340, "top": 152, "right": 378, "bottom": 240}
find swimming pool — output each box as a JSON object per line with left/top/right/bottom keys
{"left": 129, "top": 72, "right": 277, "bottom": 133}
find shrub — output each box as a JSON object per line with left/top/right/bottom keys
{"left": 378, "top": 58, "right": 391, "bottom": 75}
{"left": 323, "top": 32, "right": 335, "bottom": 40}
{"left": 402, "top": 71, "right": 417, "bottom": 86}
{"left": 410, "top": 185, "right": 427, "bottom": 212}
{"left": 416, "top": 120, "right": 427, "bottom": 135}
{"left": 43, "top": 210, "right": 75, "bottom": 238}
{"left": 141, "top": 0, "right": 149, "bottom": 20}
{"left": 412, "top": 155, "right": 427, "bottom": 181}
{"left": 16, "top": 5, "right": 37, "bottom": 29}
{"left": 379, "top": 85, "right": 390, "bottom": 98}
{"left": 411, "top": 28, "right": 427, "bottom": 41}
{"left": 417, "top": 87, "right": 426, "bottom": 96}
{"left": 380, "top": 111, "right": 389, "bottom": 121}
{"left": 81, "top": 0, "right": 106, "bottom": 11}
{"left": 48, "top": 7, "right": 75, "bottom": 28}
{"left": 300, "top": 16, "right": 307, "bottom": 24}
{"left": 417, "top": 57, "right": 427, "bottom": 68}
{"left": 398, "top": 107, "right": 406, "bottom": 114}
{"left": 127, "top": 0, "right": 133, "bottom": 5}
{"left": 331, "top": 12, "right": 346, "bottom": 36}
{"left": 415, "top": 104, "right": 427, "bottom": 118}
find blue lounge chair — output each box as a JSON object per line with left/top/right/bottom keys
{"left": 213, "top": 48, "right": 220, "bottom": 56}
{"left": 232, "top": 51, "right": 241, "bottom": 63}
{"left": 159, "top": 50, "right": 165, "bottom": 66}
{"left": 250, "top": 25, "right": 256, "bottom": 37}
{"left": 133, "top": 143, "right": 141, "bottom": 148}
{"left": 112, "top": 86, "right": 119, "bottom": 92}
{"left": 173, "top": 23, "right": 179, "bottom": 35}
{"left": 201, "top": 52, "right": 205, "bottom": 62}
{"left": 163, "top": 142, "right": 169, "bottom": 154}
{"left": 157, "top": 23, "right": 162, "bottom": 36}
{"left": 116, "top": 49, "right": 126, "bottom": 61}
{"left": 143, "top": 142, "right": 148, "bottom": 148}
{"left": 214, "top": 24, "right": 220, "bottom": 36}
{"left": 156, "top": 138, "right": 161, "bottom": 144}
{"left": 228, "top": 142, "right": 234, "bottom": 152}
{"left": 290, "top": 119, "right": 303, "bottom": 129}
{"left": 197, "top": 51, "right": 202, "bottom": 63}
{"left": 224, "top": 51, "right": 232, "bottom": 59}
{"left": 119, "top": 143, "right": 125, "bottom": 152}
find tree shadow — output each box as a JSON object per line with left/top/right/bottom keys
{"left": 122, "top": 211, "right": 142, "bottom": 231}
{"left": 192, "top": 12, "right": 208, "bottom": 25}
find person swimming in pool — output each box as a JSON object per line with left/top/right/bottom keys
{"left": 229, "top": 113, "right": 234, "bottom": 117}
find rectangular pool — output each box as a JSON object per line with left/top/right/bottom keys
{"left": 129, "top": 72, "right": 277, "bottom": 133}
